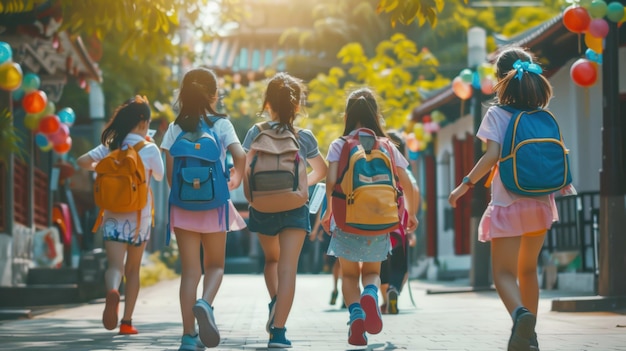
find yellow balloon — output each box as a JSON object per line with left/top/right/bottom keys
{"left": 584, "top": 32, "right": 603, "bottom": 53}
{"left": 0, "top": 61, "right": 23, "bottom": 91}
{"left": 422, "top": 132, "right": 432, "bottom": 144}
{"left": 24, "top": 113, "right": 42, "bottom": 131}
{"left": 413, "top": 123, "right": 424, "bottom": 139}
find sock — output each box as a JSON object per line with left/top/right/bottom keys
{"left": 511, "top": 306, "right": 527, "bottom": 320}
{"left": 348, "top": 303, "right": 361, "bottom": 314}
{"left": 364, "top": 284, "right": 378, "bottom": 294}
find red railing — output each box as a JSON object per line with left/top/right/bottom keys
{"left": 14, "top": 159, "right": 28, "bottom": 226}
{"left": 34, "top": 167, "right": 48, "bottom": 227}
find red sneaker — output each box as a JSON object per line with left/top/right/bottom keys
{"left": 119, "top": 320, "right": 138, "bottom": 335}
{"left": 102, "top": 290, "right": 120, "bottom": 330}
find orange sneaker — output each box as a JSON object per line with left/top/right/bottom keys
{"left": 102, "top": 289, "right": 120, "bottom": 330}
{"left": 119, "top": 320, "right": 138, "bottom": 335}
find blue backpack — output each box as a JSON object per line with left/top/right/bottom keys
{"left": 498, "top": 106, "right": 572, "bottom": 196}
{"left": 167, "top": 116, "right": 230, "bottom": 244}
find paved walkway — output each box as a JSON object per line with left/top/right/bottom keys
{"left": 0, "top": 274, "right": 625, "bottom": 350}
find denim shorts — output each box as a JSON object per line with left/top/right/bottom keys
{"left": 248, "top": 205, "right": 311, "bottom": 236}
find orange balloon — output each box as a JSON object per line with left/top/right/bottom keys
{"left": 584, "top": 32, "right": 603, "bottom": 52}
{"left": 22, "top": 90, "right": 47, "bottom": 114}
{"left": 452, "top": 76, "right": 473, "bottom": 100}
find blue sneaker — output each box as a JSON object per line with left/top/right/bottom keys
{"left": 193, "top": 299, "right": 220, "bottom": 348}
{"left": 508, "top": 307, "right": 536, "bottom": 351}
{"left": 266, "top": 296, "right": 276, "bottom": 333}
{"left": 360, "top": 288, "right": 382, "bottom": 334}
{"left": 178, "top": 334, "right": 205, "bottom": 351}
{"left": 347, "top": 307, "right": 367, "bottom": 346}
{"left": 268, "top": 326, "right": 292, "bottom": 348}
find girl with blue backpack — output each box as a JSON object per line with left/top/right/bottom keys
{"left": 448, "top": 47, "right": 574, "bottom": 351}
{"left": 321, "top": 88, "right": 419, "bottom": 346}
{"left": 160, "top": 67, "right": 247, "bottom": 350}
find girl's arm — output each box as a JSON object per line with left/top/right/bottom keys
{"left": 163, "top": 150, "right": 173, "bottom": 188}
{"left": 228, "top": 143, "right": 246, "bottom": 190}
{"left": 396, "top": 167, "right": 419, "bottom": 233}
{"left": 76, "top": 153, "right": 97, "bottom": 171}
{"left": 321, "top": 161, "right": 337, "bottom": 233}
{"left": 448, "top": 139, "right": 500, "bottom": 208}
{"left": 307, "top": 154, "right": 328, "bottom": 185}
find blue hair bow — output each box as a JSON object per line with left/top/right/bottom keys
{"left": 512, "top": 59, "right": 543, "bottom": 80}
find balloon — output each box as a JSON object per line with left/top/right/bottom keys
{"left": 588, "top": 18, "right": 609, "bottom": 38}
{"left": 431, "top": 110, "right": 446, "bottom": 123}
{"left": 0, "top": 61, "right": 23, "bottom": 91}
{"left": 585, "top": 48, "right": 603, "bottom": 64}
{"left": 406, "top": 134, "right": 420, "bottom": 152}
{"left": 21, "top": 73, "right": 40, "bottom": 92}
{"left": 48, "top": 123, "right": 70, "bottom": 145}
{"left": 35, "top": 133, "right": 51, "bottom": 148}
{"left": 53, "top": 136, "right": 72, "bottom": 155}
{"left": 477, "top": 62, "right": 495, "bottom": 79}
{"left": 22, "top": 90, "right": 47, "bottom": 114}
{"left": 588, "top": 0, "right": 608, "bottom": 19}
{"left": 570, "top": 59, "right": 598, "bottom": 87}
{"left": 562, "top": 6, "right": 591, "bottom": 33}
{"left": 413, "top": 123, "right": 425, "bottom": 140}
{"left": 459, "top": 69, "right": 473, "bottom": 83}
{"left": 481, "top": 77, "right": 495, "bottom": 95}
{"left": 57, "top": 107, "right": 76, "bottom": 126}
{"left": 584, "top": 33, "right": 603, "bottom": 52}
{"left": 43, "top": 101, "right": 56, "bottom": 116}
{"left": 606, "top": 2, "right": 625, "bottom": 22}
{"left": 13, "top": 87, "right": 25, "bottom": 101}
{"left": 24, "top": 113, "right": 42, "bottom": 131}
{"left": 0, "top": 42, "right": 11, "bottom": 64}
{"left": 580, "top": 0, "right": 593, "bottom": 8}
{"left": 38, "top": 115, "right": 61, "bottom": 134}
{"left": 452, "top": 76, "right": 473, "bottom": 100}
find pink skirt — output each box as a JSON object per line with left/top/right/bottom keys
{"left": 478, "top": 198, "right": 558, "bottom": 242}
{"left": 170, "top": 200, "right": 247, "bottom": 234}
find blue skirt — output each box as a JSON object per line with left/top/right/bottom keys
{"left": 327, "top": 226, "right": 391, "bottom": 262}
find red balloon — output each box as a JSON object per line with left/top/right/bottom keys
{"left": 563, "top": 6, "right": 591, "bottom": 33}
{"left": 38, "top": 115, "right": 61, "bottom": 135}
{"left": 22, "top": 90, "right": 48, "bottom": 114}
{"left": 452, "top": 77, "right": 473, "bottom": 100}
{"left": 53, "top": 136, "right": 72, "bottom": 155}
{"left": 570, "top": 59, "right": 598, "bottom": 87}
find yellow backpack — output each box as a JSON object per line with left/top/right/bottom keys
{"left": 92, "top": 141, "right": 151, "bottom": 236}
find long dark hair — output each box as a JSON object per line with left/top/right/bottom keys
{"left": 175, "top": 67, "right": 226, "bottom": 132}
{"left": 493, "top": 47, "right": 553, "bottom": 110}
{"left": 261, "top": 72, "right": 304, "bottom": 133}
{"left": 101, "top": 95, "right": 151, "bottom": 150}
{"left": 342, "top": 88, "right": 388, "bottom": 138}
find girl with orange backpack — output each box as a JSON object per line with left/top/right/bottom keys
{"left": 321, "top": 88, "right": 418, "bottom": 346}
{"left": 77, "top": 96, "right": 164, "bottom": 335}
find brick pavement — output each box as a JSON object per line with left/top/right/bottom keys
{"left": 0, "top": 274, "right": 624, "bottom": 350}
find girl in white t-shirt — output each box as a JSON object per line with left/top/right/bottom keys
{"left": 448, "top": 47, "right": 574, "bottom": 351}
{"left": 160, "top": 67, "right": 246, "bottom": 351}
{"left": 77, "top": 96, "right": 164, "bottom": 335}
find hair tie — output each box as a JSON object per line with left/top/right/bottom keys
{"left": 512, "top": 59, "right": 543, "bottom": 80}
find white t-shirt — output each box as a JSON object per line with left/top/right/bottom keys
{"left": 160, "top": 117, "right": 241, "bottom": 169}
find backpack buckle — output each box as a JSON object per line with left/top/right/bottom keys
{"left": 193, "top": 178, "right": 200, "bottom": 189}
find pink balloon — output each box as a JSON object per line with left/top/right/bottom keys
{"left": 48, "top": 123, "right": 70, "bottom": 145}
{"left": 452, "top": 76, "right": 473, "bottom": 100}
{"left": 588, "top": 18, "right": 609, "bottom": 38}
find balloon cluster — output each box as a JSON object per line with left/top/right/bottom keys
{"left": 562, "top": 0, "right": 625, "bottom": 87}
{"left": 452, "top": 63, "right": 497, "bottom": 100}
{"left": 0, "top": 41, "right": 75, "bottom": 155}
{"left": 403, "top": 111, "right": 446, "bottom": 159}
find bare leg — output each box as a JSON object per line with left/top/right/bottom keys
{"left": 339, "top": 258, "right": 362, "bottom": 306}
{"left": 491, "top": 236, "right": 523, "bottom": 315}
{"left": 175, "top": 227, "right": 202, "bottom": 336}
{"left": 200, "top": 232, "right": 227, "bottom": 305}
{"left": 518, "top": 233, "right": 546, "bottom": 316}
{"left": 258, "top": 233, "right": 280, "bottom": 300}
{"left": 104, "top": 241, "right": 127, "bottom": 292}
{"left": 272, "top": 228, "right": 306, "bottom": 328}
{"left": 121, "top": 241, "right": 147, "bottom": 321}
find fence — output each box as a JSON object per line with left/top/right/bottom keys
{"left": 542, "top": 191, "right": 600, "bottom": 274}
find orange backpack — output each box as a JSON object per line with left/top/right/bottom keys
{"left": 92, "top": 141, "right": 151, "bottom": 236}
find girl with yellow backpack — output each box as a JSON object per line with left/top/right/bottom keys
{"left": 77, "top": 96, "right": 164, "bottom": 335}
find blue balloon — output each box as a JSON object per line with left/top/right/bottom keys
{"left": 13, "top": 87, "right": 25, "bottom": 101}
{"left": 35, "top": 133, "right": 50, "bottom": 148}
{"left": 22, "top": 73, "right": 41, "bottom": 92}
{"left": 57, "top": 107, "right": 76, "bottom": 126}
{"left": 0, "top": 42, "right": 11, "bottom": 64}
